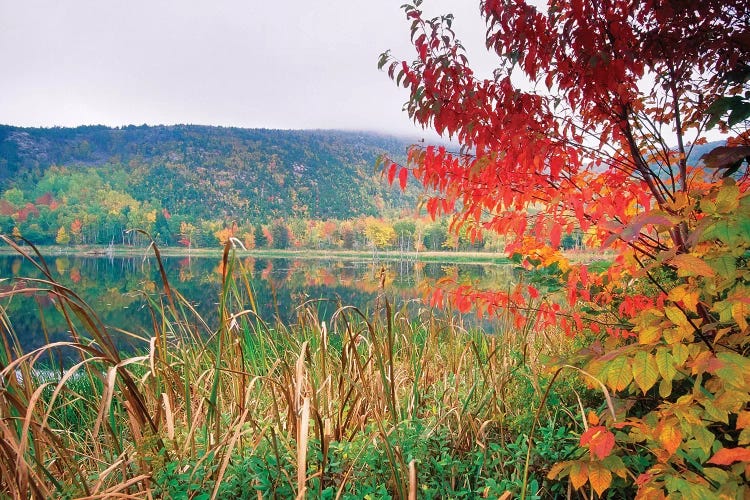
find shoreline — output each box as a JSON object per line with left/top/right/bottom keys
{"left": 0, "top": 243, "right": 611, "bottom": 266}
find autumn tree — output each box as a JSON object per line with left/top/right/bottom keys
{"left": 270, "top": 220, "right": 290, "bottom": 249}
{"left": 241, "top": 227, "right": 256, "bottom": 250}
{"left": 382, "top": 0, "right": 749, "bottom": 497}
{"left": 70, "top": 219, "right": 83, "bottom": 245}
{"left": 214, "top": 222, "right": 237, "bottom": 247}
{"left": 393, "top": 219, "right": 417, "bottom": 252}
{"left": 55, "top": 226, "right": 70, "bottom": 245}
{"left": 178, "top": 221, "right": 198, "bottom": 250}
{"left": 254, "top": 223, "right": 268, "bottom": 248}
{"left": 364, "top": 217, "right": 397, "bottom": 249}
{"left": 338, "top": 220, "right": 356, "bottom": 249}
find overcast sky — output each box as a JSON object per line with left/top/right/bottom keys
{"left": 0, "top": 1, "right": 496, "bottom": 137}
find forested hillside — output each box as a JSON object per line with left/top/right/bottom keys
{"left": 0, "top": 125, "right": 423, "bottom": 247}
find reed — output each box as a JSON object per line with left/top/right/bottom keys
{"left": 0, "top": 236, "right": 586, "bottom": 498}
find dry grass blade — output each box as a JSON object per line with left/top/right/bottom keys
{"left": 161, "top": 392, "right": 175, "bottom": 441}
{"left": 296, "top": 396, "right": 310, "bottom": 499}
{"left": 409, "top": 459, "right": 417, "bottom": 500}
{"left": 76, "top": 473, "right": 152, "bottom": 499}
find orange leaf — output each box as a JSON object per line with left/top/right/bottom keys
{"left": 588, "top": 464, "right": 612, "bottom": 496}
{"left": 707, "top": 447, "right": 750, "bottom": 465}
{"left": 669, "top": 254, "right": 716, "bottom": 278}
{"left": 587, "top": 411, "right": 600, "bottom": 426}
{"left": 546, "top": 460, "right": 573, "bottom": 480}
{"left": 569, "top": 461, "right": 588, "bottom": 490}
{"left": 658, "top": 422, "right": 682, "bottom": 457}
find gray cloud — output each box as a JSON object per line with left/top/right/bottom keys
{"left": 0, "top": 1, "right": 493, "bottom": 136}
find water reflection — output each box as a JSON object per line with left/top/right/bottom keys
{"left": 0, "top": 254, "right": 517, "bottom": 354}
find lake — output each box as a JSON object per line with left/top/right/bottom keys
{"left": 0, "top": 252, "right": 518, "bottom": 355}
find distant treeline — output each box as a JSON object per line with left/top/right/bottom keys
{"left": 0, "top": 124, "right": 587, "bottom": 252}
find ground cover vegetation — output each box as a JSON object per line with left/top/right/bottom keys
{"left": 0, "top": 237, "right": 592, "bottom": 498}
{"left": 379, "top": 0, "right": 749, "bottom": 497}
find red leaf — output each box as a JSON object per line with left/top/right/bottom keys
{"left": 550, "top": 222, "right": 562, "bottom": 248}
{"left": 707, "top": 447, "right": 750, "bottom": 466}
{"left": 398, "top": 167, "right": 408, "bottom": 190}
{"left": 580, "top": 426, "right": 615, "bottom": 460}
{"left": 387, "top": 163, "right": 398, "bottom": 185}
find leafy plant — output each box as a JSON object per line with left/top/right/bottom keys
{"left": 382, "top": 0, "right": 749, "bottom": 497}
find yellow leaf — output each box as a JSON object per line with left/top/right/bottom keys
{"left": 714, "top": 390, "right": 750, "bottom": 414}
{"left": 663, "top": 326, "right": 688, "bottom": 344}
{"left": 636, "top": 486, "right": 667, "bottom": 500}
{"left": 714, "top": 179, "right": 741, "bottom": 213}
{"left": 588, "top": 463, "right": 612, "bottom": 497}
{"left": 672, "top": 343, "right": 689, "bottom": 365}
{"left": 665, "top": 191, "right": 690, "bottom": 211}
{"left": 665, "top": 305, "right": 691, "bottom": 328}
{"left": 737, "top": 411, "right": 750, "bottom": 430}
{"left": 638, "top": 325, "right": 662, "bottom": 345}
{"left": 739, "top": 428, "right": 750, "bottom": 446}
{"left": 632, "top": 351, "right": 659, "bottom": 394}
{"left": 702, "top": 399, "right": 729, "bottom": 424}
{"left": 659, "top": 377, "right": 673, "bottom": 398}
{"left": 732, "top": 301, "right": 749, "bottom": 331}
{"left": 668, "top": 285, "right": 699, "bottom": 313}
{"left": 716, "top": 352, "right": 750, "bottom": 390}
{"left": 655, "top": 348, "right": 677, "bottom": 381}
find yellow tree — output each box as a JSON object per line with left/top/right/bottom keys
{"left": 55, "top": 226, "right": 70, "bottom": 245}
{"left": 364, "top": 218, "right": 396, "bottom": 249}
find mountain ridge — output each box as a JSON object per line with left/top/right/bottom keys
{"left": 0, "top": 124, "right": 420, "bottom": 223}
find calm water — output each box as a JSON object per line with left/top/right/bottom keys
{"left": 0, "top": 253, "right": 517, "bottom": 354}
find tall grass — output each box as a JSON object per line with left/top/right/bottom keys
{"left": 0, "top": 236, "right": 586, "bottom": 498}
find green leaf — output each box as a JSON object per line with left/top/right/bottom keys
{"left": 708, "top": 254, "right": 737, "bottom": 284}
{"left": 702, "top": 467, "right": 729, "bottom": 486}
{"left": 728, "top": 101, "right": 750, "bottom": 126}
{"left": 691, "top": 424, "right": 715, "bottom": 455}
{"left": 700, "top": 220, "right": 743, "bottom": 246}
{"left": 715, "top": 180, "right": 741, "bottom": 212}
